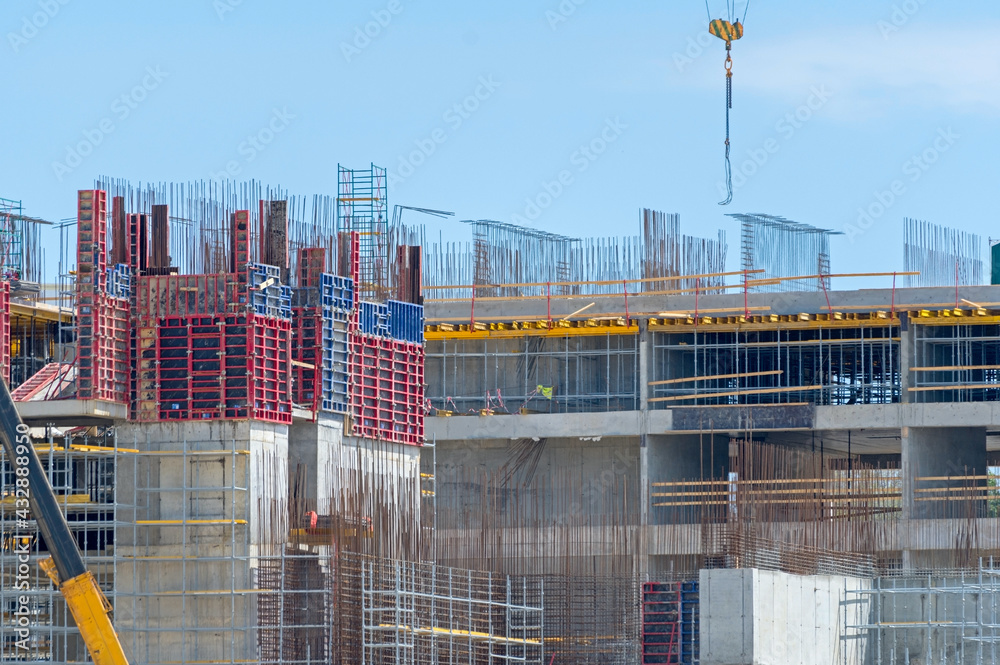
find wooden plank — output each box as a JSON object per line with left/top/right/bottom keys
{"left": 910, "top": 365, "right": 1000, "bottom": 372}
{"left": 648, "top": 370, "right": 782, "bottom": 387}
{"left": 745, "top": 271, "right": 920, "bottom": 286}
{"left": 914, "top": 474, "right": 991, "bottom": 482}
{"left": 907, "top": 384, "right": 1000, "bottom": 392}
{"left": 669, "top": 402, "right": 811, "bottom": 409}
{"left": 649, "top": 384, "right": 823, "bottom": 403}
{"left": 422, "top": 269, "right": 766, "bottom": 291}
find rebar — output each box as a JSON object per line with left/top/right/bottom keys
{"left": 904, "top": 217, "right": 983, "bottom": 287}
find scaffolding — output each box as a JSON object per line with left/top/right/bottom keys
{"left": 114, "top": 424, "right": 291, "bottom": 665}
{"left": 0, "top": 428, "right": 118, "bottom": 664}
{"left": 910, "top": 319, "right": 1000, "bottom": 403}
{"left": 847, "top": 559, "right": 1000, "bottom": 665}
{"left": 651, "top": 322, "right": 900, "bottom": 406}
{"left": 358, "top": 556, "right": 544, "bottom": 665}
{"left": 338, "top": 164, "right": 388, "bottom": 300}
{"left": 426, "top": 332, "right": 639, "bottom": 414}
{"left": 0, "top": 197, "right": 24, "bottom": 280}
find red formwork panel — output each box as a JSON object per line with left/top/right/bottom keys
{"left": 78, "top": 293, "right": 128, "bottom": 402}
{"left": 131, "top": 312, "right": 290, "bottom": 423}
{"left": 135, "top": 273, "right": 244, "bottom": 319}
{"left": 77, "top": 190, "right": 107, "bottom": 294}
{"left": 291, "top": 307, "right": 322, "bottom": 409}
{"left": 247, "top": 313, "right": 292, "bottom": 423}
{"left": 297, "top": 247, "right": 326, "bottom": 289}
{"left": 0, "top": 281, "right": 9, "bottom": 384}
{"left": 232, "top": 210, "right": 250, "bottom": 276}
{"left": 348, "top": 332, "right": 424, "bottom": 445}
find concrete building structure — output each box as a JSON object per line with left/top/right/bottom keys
{"left": 424, "top": 284, "right": 1000, "bottom": 576}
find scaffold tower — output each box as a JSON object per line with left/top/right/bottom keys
{"left": 0, "top": 197, "right": 24, "bottom": 279}
{"left": 338, "top": 164, "right": 388, "bottom": 299}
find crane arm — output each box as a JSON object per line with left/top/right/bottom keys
{"left": 0, "top": 379, "right": 130, "bottom": 665}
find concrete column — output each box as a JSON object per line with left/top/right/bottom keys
{"left": 899, "top": 312, "right": 912, "bottom": 403}
{"left": 288, "top": 414, "right": 344, "bottom": 515}
{"left": 638, "top": 319, "right": 651, "bottom": 577}
{"left": 638, "top": 318, "right": 650, "bottom": 411}
{"left": 901, "top": 426, "right": 987, "bottom": 520}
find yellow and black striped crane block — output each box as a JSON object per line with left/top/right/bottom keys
{"left": 709, "top": 19, "right": 743, "bottom": 44}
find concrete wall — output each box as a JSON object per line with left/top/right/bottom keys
{"left": 432, "top": 435, "right": 640, "bottom": 520}
{"left": 114, "top": 420, "right": 290, "bottom": 665}
{"left": 700, "top": 568, "right": 870, "bottom": 665}
{"left": 901, "top": 426, "right": 987, "bottom": 520}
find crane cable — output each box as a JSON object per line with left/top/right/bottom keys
{"left": 707, "top": 2, "right": 747, "bottom": 205}
{"left": 720, "top": 43, "right": 734, "bottom": 205}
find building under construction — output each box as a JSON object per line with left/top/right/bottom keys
{"left": 1, "top": 175, "right": 1000, "bottom": 665}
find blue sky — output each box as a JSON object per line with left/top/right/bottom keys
{"left": 4, "top": 0, "right": 998, "bottom": 285}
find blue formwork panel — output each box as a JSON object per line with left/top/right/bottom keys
{"left": 247, "top": 263, "right": 291, "bottom": 318}
{"left": 387, "top": 300, "right": 424, "bottom": 344}
{"left": 106, "top": 263, "right": 132, "bottom": 300}
{"left": 279, "top": 286, "right": 292, "bottom": 317}
{"left": 247, "top": 262, "right": 281, "bottom": 281}
{"left": 679, "top": 580, "right": 700, "bottom": 664}
{"left": 320, "top": 365, "right": 349, "bottom": 413}
{"left": 320, "top": 273, "right": 354, "bottom": 311}
{"left": 321, "top": 316, "right": 349, "bottom": 368}
{"left": 320, "top": 315, "right": 349, "bottom": 413}
{"left": 358, "top": 301, "right": 390, "bottom": 337}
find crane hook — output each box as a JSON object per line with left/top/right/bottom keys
{"left": 709, "top": 19, "right": 742, "bottom": 205}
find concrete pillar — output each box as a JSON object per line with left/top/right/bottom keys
{"left": 901, "top": 426, "right": 987, "bottom": 520}
{"left": 638, "top": 319, "right": 650, "bottom": 576}
{"left": 899, "top": 312, "right": 912, "bottom": 403}
{"left": 638, "top": 318, "right": 650, "bottom": 411}
{"left": 288, "top": 413, "right": 344, "bottom": 515}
